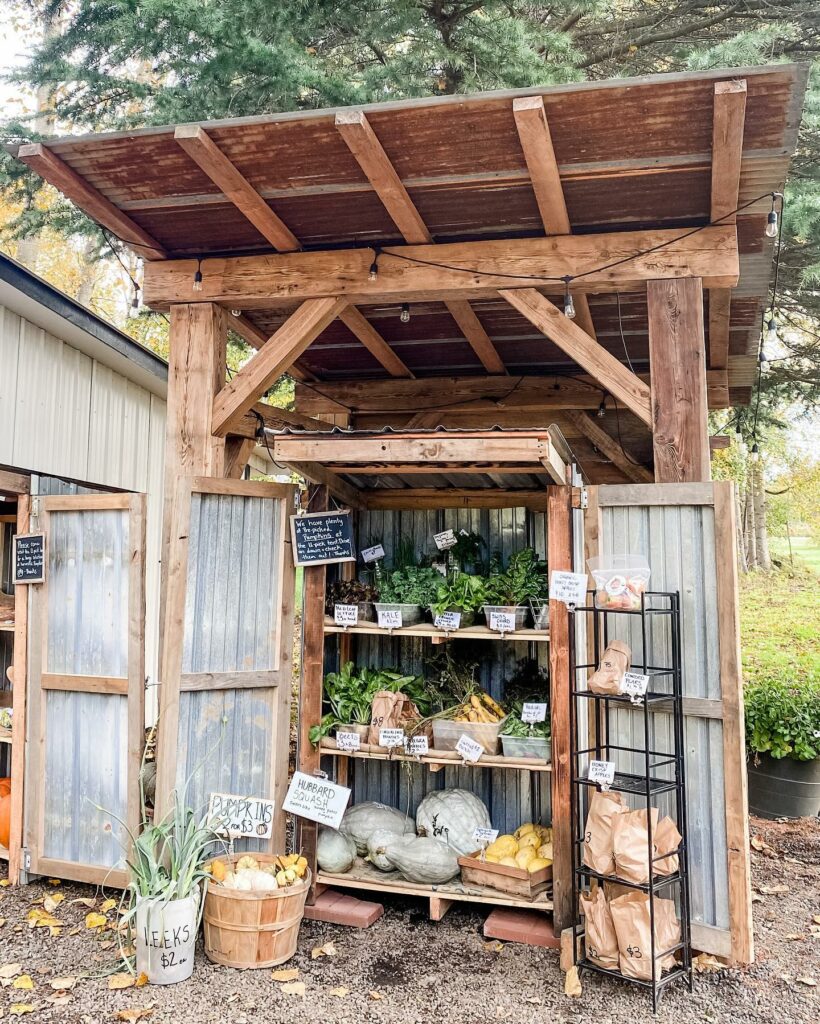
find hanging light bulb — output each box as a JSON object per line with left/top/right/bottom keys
{"left": 368, "top": 247, "right": 380, "bottom": 282}
{"left": 751, "top": 442, "right": 760, "bottom": 460}
{"left": 563, "top": 277, "right": 576, "bottom": 319}
{"left": 597, "top": 397, "right": 606, "bottom": 418}
{"left": 759, "top": 347, "right": 768, "bottom": 367}
{"left": 766, "top": 317, "right": 778, "bottom": 346}
{"left": 192, "top": 258, "right": 203, "bottom": 292}
{"left": 231, "top": 309, "right": 242, "bottom": 317}
{"left": 400, "top": 303, "right": 410, "bottom": 324}
{"left": 131, "top": 289, "right": 140, "bottom": 310}
{"left": 764, "top": 195, "right": 779, "bottom": 238}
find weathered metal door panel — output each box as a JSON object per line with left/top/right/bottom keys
{"left": 583, "top": 481, "right": 752, "bottom": 963}
{"left": 156, "top": 479, "right": 296, "bottom": 853}
{"left": 26, "top": 493, "right": 146, "bottom": 886}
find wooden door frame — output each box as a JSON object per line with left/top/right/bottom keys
{"left": 25, "top": 492, "right": 145, "bottom": 887}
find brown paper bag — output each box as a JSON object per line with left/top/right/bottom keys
{"left": 579, "top": 886, "right": 619, "bottom": 970}
{"left": 583, "top": 790, "right": 627, "bottom": 875}
{"left": 612, "top": 807, "right": 659, "bottom": 883}
{"left": 654, "top": 816, "right": 682, "bottom": 876}
{"left": 588, "top": 640, "right": 632, "bottom": 695}
{"left": 368, "top": 690, "right": 427, "bottom": 746}
{"left": 610, "top": 892, "right": 679, "bottom": 980}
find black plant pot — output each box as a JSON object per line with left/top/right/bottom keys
{"left": 747, "top": 752, "right": 820, "bottom": 819}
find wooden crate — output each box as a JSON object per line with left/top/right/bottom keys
{"left": 458, "top": 851, "right": 552, "bottom": 899}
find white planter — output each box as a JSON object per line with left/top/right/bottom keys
{"left": 136, "top": 888, "right": 200, "bottom": 985}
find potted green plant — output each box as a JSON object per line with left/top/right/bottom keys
{"left": 449, "top": 530, "right": 486, "bottom": 574}
{"left": 745, "top": 676, "right": 820, "bottom": 819}
{"left": 484, "top": 549, "right": 545, "bottom": 630}
{"left": 500, "top": 701, "right": 552, "bottom": 760}
{"left": 375, "top": 566, "right": 443, "bottom": 625}
{"left": 430, "top": 571, "right": 487, "bottom": 627}
{"left": 325, "top": 578, "right": 379, "bottom": 621}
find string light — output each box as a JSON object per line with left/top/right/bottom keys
{"left": 193, "top": 257, "right": 203, "bottom": 292}
{"left": 231, "top": 309, "right": 241, "bottom": 317}
{"left": 563, "top": 277, "right": 576, "bottom": 319}
{"left": 764, "top": 194, "right": 779, "bottom": 238}
{"left": 765, "top": 316, "right": 778, "bottom": 346}
{"left": 131, "top": 286, "right": 140, "bottom": 310}
{"left": 758, "top": 348, "right": 768, "bottom": 367}
{"left": 751, "top": 442, "right": 760, "bottom": 460}
{"left": 368, "top": 247, "right": 380, "bottom": 282}
{"left": 597, "top": 397, "right": 606, "bottom": 418}
{"left": 400, "top": 303, "right": 410, "bottom": 323}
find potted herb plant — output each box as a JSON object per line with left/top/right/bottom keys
{"left": 375, "top": 566, "right": 443, "bottom": 625}
{"left": 449, "top": 530, "right": 487, "bottom": 574}
{"left": 745, "top": 676, "right": 820, "bottom": 819}
{"left": 484, "top": 549, "right": 545, "bottom": 630}
{"left": 325, "top": 578, "right": 379, "bottom": 621}
{"left": 431, "top": 571, "right": 487, "bottom": 628}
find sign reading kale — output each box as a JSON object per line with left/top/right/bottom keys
{"left": 13, "top": 533, "right": 46, "bottom": 584}
{"left": 290, "top": 511, "right": 356, "bottom": 567}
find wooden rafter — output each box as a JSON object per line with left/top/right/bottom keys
{"left": 339, "top": 306, "right": 414, "bottom": 378}
{"left": 512, "top": 96, "right": 596, "bottom": 340}
{"left": 282, "top": 461, "right": 365, "bottom": 510}
{"left": 16, "top": 144, "right": 166, "bottom": 261}
{"left": 564, "top": 410, "right": 653, "bottom": 483}
{"left": 143, "top": 226, "right": 739, "bottom": 307}
{"left": 212, "top": 297, "right": 347, "bottom": 437}
{"left": 230, "top": 403, "right": 337, "bottom": 440}
{"left": 499, "top": 289, "right": 652, "bottom": 427}
{"left": 709, "top": 80, "right": 746, "bottom": 370}
{"left": 226, "top": 311, "right": 317, "bottom": 382}
{"left": 175, "top": 125, "right": 300, "bottom": 252}
{"left": 272, "top": 432, "right": 557, "bottom": 465}
{"left": 335, "top": 109, "right": 507, "bottom": 374}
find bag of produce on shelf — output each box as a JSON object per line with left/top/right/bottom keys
{"left": 653, "top": 816, "right": 682, "bottom": 876}
{"left": 579, "top": 885, "right": 619, "bottom": 971}
{"left": 588, "top": 640, "right": 632, "bottom": 695}
{"left": 583, "top": 790, "right": 627, "bottom": 875}
{"left": 612, "top": 806, "right": 660, "bottom": 884}
{"left": 368, "top": 690, "right": 428, "bottom": 747}
{"left": 588, "top": 555, "right": 650, "bottom": 611}
{"left": 610, "top": 892, "right": 679, "bottom": 981}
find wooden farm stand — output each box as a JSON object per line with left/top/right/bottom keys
{"left": 13, "top": 63, "right": 809, "bottom": 964}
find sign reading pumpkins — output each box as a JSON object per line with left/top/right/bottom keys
{"left": 290, "top": 511, "right": 356, "bottom": 566}
{"left": 207, "top": 792, "right": 275, "bottom": 839}
{"left": 282, "top": 771, "right": 351, "bottom": 829}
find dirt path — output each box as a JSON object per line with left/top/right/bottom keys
{"left": 0, "top": 816, "right": 816, "bottom": 1023}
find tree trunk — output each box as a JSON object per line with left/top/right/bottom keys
{"left": 735, "top": 490, "right": 748, "bottom": 574}
{"left": 751, "top": 458, "right": 771, "bottom": 570}
{"left": 743, "top": 474, "right": 757, "bottom": 569}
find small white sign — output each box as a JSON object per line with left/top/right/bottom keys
{"left": 361, "top": 544, "right": 385, "bottom": 563}
{"left": 522, "top": 702, "right": 548, "bottom": 724}
{"left": 404, "top": 734, "right": 429, "bottom": 757}
{"left": 489, "top": 610, "right": 517, "bottom": 633}
{"left": 334, "top": 603, "right": 359, "bottom": 627}
{"left": 377, "top": 608, "right": 403, "bottom": 629}
{"left": 456, "top": 734, "right": 484, "bottom": 763}
{"left": 282, "top": 771, "right": 351, "bottom": 830}
{"left": 549, "top": 570, "right": 589, "bottom": 608}
{"left": 588, "top": 759, "right": 616, "bottom": 789}
{"left": 432, "top": 561, "right": 448, "bottom": 576}
{"left": 621, "top": 672, "right": 649, "bottom": 702}
{"left": 434, "top": 611, "right": 462, "bottom": 631}
{"left": 473, "top": 826, "right": 499, "bottom": 845}
{"left": 379, "top": 728, "right": 406, "bottom": 749}
{"left": 433, "top": 529, "right": 457, "bottom": 551}
{"left": 336, "top": 731, "right": 361, "bottom": 752}
{"left": 207, "top": 792, "right": 275, "bottom": 839}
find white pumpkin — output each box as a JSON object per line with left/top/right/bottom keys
{"left": 383, "top": 835, "right": 460, "bottom": 884}
{"left": 416, "top": 789, "right": 491, "bottom": 856}
{"left": 366, "top": 829, "right": 413, "bottom": 871}
{"left": 317, "top": 827, "right": 357, "bottom": 873}
{"left": 340, "top": 802, "right": 415, "bottom": 855}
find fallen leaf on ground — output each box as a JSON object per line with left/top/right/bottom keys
{"left": 751, "top": 894, "right": 764, "bottom": 904}
{"left": 786, "top": 934, "right": 805, "bottom": 941}
{"left": 68, "top": 926, "right": 82, "bottom": 936}
{"left": 329, "top": 987, "right": 348, "bottom": 998}
{"left": 48, "top": 925, "right": 62, "bottom": 937}
{"left": 46, "top": 991, "right": 72, "bottom": 1006}
{"left": 797, "top": 977, "right": 816, "bottom": 987}
{"left": 114, "top": 1010, "right": 154, "bottom": 1023}
{"left": 70, "top": 898, "right": 96, "bottom": 909}
{"left": 134, "top": 973, "right": 148, "bottom": 988}
{"left": 50, "top": 977, "right": 76, "bottom": 990}
{"left": 271, "top": 969, "right": 299, "bottom": 982}
{"left": 9, "top": 1005, "right": 35, "bottom": 1016}
{"left": 100, "top": 941, "right": 115, "bottom": 950}
{"left": 26, "top": 908, "right": 61, "bottom": 929}
{"left": 280, "top": 981, "right": 306, "bottom": 998}
{"left": 0, "top": 879, "right": 10, "bottom": 887}
{"left": 525, "top": 996, "right": 542, "bottom": 1004}
{"left": 311, "top": 941, "right": 336, "bottom": 959}
{"left": 483, "top": 941, "right": 504, "bottom": 952}
{"left": 12, "top": 975, "right": 34, "bottom": 990}
{"left": 0, "top": 964, "right": 22, "bottom": 979}
{"left": 813, "top": 915, "right": 820, "bottom": 925}
{"left": 108, "top": 973, "right": 137, "bottom": 990}
{"left": 758, "top": 884, "right": 789, "bottom": 895}
{"left": 43, "top": 894, "right": 64, "bottom": 912}
{"left": 47, "top": 879, "right": 61, "bottom": 886}
{"left": 368, "top": 990, "right": 383, "bottom": 1000}
{"left": 86, "top": 912, "right": 108, "bottom": 930}
{"left": 564, "top": 966, "right": 582, "bottom": 998}
{"left": 693, "top": 953, "right": 724, "bottom": 973}
{"left": 101, "top": 899, "right": 118, "bottom": 913}
{"left": 0, "top": 918, "right": 6, "bottom": 927}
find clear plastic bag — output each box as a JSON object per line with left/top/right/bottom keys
{"left": 587, "top": 555, "right": 650, "bottom": 611}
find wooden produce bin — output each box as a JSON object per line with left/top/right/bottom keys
{"left": 459, "top": 851, "right": 552, "bottom": 899}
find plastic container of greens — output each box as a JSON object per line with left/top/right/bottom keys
{"left": 500, "top": 734, "right": 551, "bottom": 760}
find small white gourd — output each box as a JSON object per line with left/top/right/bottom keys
{"left": 317, "top": 827, "right": 357, "bottom": 873}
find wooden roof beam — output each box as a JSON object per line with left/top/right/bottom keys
{"left": 709, "top": 80, "right": 746, "bottom": 371}
{"left": 212, "top": 297, "right": 347, "bottom": 437}
{"left": 229, "top": 403, "right": 337, "bottom": 440}
{"left": 226, "top": 311, "right": 317, "bottom": 382}
{"left": 339, "top": 306, "right": 414, "bottom": 378}
{"left": 512, "top": 95, "right": 596, "bottom": 340}
{"left": 500, "top": 289, "right": 652, "bottom": 427}
{"left": 175, "top": 125, "right": 300, "bottom": 252}
{"left": 336, "top": 109, "right": 507, "bottom": 374}
{"left": 282, "top": 461, "right": 365, "bottom": 510}
{"left": 272, "top": 433, "right": 552, "bottom": 465}
{"left": 15, "top": 143, "right": 166, "bottom": 261}
{"left": 564, "top": 410, "right": 653, "bottom": 483}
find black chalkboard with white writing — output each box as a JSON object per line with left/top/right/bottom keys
{"left": 13, "top": 533, "right": 46, "bottom": 584}
{"left": 290, "top": 511, "right": 356, "bottom": 567}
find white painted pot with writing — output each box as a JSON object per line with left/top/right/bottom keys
{"left": 136, "top": 887, "right": 200, "bottom": 984}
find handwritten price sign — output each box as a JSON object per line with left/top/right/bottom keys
{"left": 522, "top": 702, "right": 548, "bottom": 724}
{"left": 549, "top": 571, "right": 589, "bottom": 608}
{"left": 334, "top": 604, "right": 359, "bottom": 627}
{"left": 336, "top": 731, "right": 361, "bottom": 752}
{"left": 361, "top": 544, "right": 385, "bottom": 563}
{"left": 588, "top": 759, "right": 616, "bottom": 789}
{"left": 377, "top": 608, "right": 403, "bottom": 629}
{"left": 456, "top": 734, "right": 484, "bottom": 763}
{"left": 621, "top": 672, "right": 649, "bottom": 702}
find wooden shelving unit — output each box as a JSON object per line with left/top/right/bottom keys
{"left": 323, "top": 617, "right": 549, "bottom": 643}
{"left": 320, "top": 740, "right": 550, "bottom": 773}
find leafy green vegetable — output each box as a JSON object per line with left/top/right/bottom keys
{"left": 431, "top": 571, "right": 487, "bottom": 615}
{"left": 484, "top": 548, "right": 546, "bottom": 605}
{"left": 450, "top": 530, "right": 487, "bottom": 571}
{"left": 324, "top": 577, "right": 378, "bottom": 613}
{"left": 378, "top": 566, "right": 443, "bottom": 605}
{"left": 745, "top": 676, "right": 820, "bottom": 761}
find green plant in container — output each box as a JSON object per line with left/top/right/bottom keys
{"left": 378, "top": 566, "right": 443, "bottom": 607}
{"left": 484, "top": 548, "right": 545, "bottom": 605}
{"left": 431, "top": 571, "right": 487, "bottom": 626}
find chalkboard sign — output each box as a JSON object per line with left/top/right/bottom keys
{"left": 13, "top": 533, "right": 45, "bottom": 584}
{"left": 290, "top": 511, "right": 356, "bottom": 567}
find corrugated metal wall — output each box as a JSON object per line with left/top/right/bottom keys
{"left": 326, "top": 507, "right": 551, "bottom": 834}
{"left": 598, "top": 497, "right": 729, "bottom": 934}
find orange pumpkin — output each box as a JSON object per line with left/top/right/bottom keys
{"left": 0, "top": 778, "right": 11, "bottom": 797}
{"left": 0, "top": 791, "right": 10, "bottom": 849}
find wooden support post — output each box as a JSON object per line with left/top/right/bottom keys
{"left": 8, "top": 494, "right": 29, "bottom": 884}
{"left": 647, "top": 278, "right": 711, "bottom": 483}
{"left": 299, "top": 487, "right": 329, "bottom": 899}
{"left": 548, "top": 485, "right": 573, "bottom": 934}
{"left": 224, "top": 437, "right": 256, "bottom": 479}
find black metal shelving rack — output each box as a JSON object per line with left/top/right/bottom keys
{"left": 569, "top": 590, "right": 693, "bottom": 1012}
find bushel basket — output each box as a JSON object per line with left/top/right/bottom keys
{"left": 203, "top": 853, "right": 310, "bottom": 969}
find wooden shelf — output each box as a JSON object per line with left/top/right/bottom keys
{"left": 0, "top": 729, "right": 11, "bottom": 745}
{"left": 0, "top": 623, "right": 14, "bottom": 633}
{"left": 317, "top": 859, "right": 552, "bottom": 913}
{"left": 323, "top": 617, "right": 549, "bottom": 643}
{"left": 320, "top": 740, "right": 550, "bottom": 772}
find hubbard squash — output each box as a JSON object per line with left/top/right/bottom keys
{"left": 415, "top": 789, "right": 491, "bottom": 856}
{"left": 0, "top": 789, "right": 11, "bottom": 849}
{"left": 382, "top": 836, "right": 460, "bottom": 884}
{"left": 340, "top": 802, "right": 415, "bottom": 855}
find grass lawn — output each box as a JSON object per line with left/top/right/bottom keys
{"left": 769, "top": 535, "right": 820, "bottom": 573}
{"left": 740, "top": 564, "right": 820, "bottom": 685}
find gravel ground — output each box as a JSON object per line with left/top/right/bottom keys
{"left": 0, "top": 815, "right": 817, "bottom": 1024}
